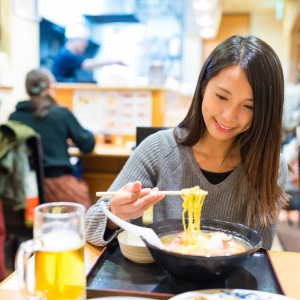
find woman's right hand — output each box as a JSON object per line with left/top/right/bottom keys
{"left": 107, "top": 181, "right": 164, "bottom": 230}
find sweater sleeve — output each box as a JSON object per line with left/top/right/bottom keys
{"left": 64, "top": 108, "right": 95, "bottom": 153}
{"left": 85, "top": 132, "right": 163, "bottom": 246}
{"left": 254, "top": 154, "right": 288, "bottom": 249}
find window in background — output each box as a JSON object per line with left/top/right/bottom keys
{"left": 38, "top": 0, "right": 187, "bottom": 85}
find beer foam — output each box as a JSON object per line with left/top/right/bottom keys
{"left": 39, "top": 230, "right": 84, "bottom": 252}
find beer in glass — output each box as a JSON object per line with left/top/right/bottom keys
{"left": 16, "top": 202, "right": 86, "bottom": 300}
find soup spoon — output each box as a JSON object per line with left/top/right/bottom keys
{"left": 99, "top": 201, "right": 165, "bottom": 249}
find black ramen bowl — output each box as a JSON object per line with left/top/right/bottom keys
{"left": 141, "top": 218, "right": 262, "bottom": 282}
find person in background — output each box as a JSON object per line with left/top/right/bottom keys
{"left": 9, "top": 69, "right": 95, "bottom": 209}
{"left": 85, "top": 35, "right": 290, "bottom": 250}
{"left": 52, "top": 23, "right": 123, "bottom": 82}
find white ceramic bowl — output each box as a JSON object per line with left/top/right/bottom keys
{"left": 117, "top": 231, "right": 155, "bottom": 264}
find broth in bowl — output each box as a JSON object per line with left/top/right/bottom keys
{"left": 160, "top": 231, "right": 251, "bottom": 256}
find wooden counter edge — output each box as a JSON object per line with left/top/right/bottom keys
{"left": 85, "top": 242, "right": 103, "bottom": 257}
{"left": 0, "top": 271, "right": 17, "bottom": 288}
{"left": 269, "top": 250, "right": 300, "bottom": 300}
{"left": 68, "top": 146, "right": 133, "bottom": 157}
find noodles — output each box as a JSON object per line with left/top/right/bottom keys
{"left": 181, "top": 186, "right": 207, "bottom": 243}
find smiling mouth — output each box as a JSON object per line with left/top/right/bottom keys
{"left": 214, "top": 118, "right": 235, "bottom": 130}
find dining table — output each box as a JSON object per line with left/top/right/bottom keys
{"left": 0, "top": 243, "right": 300, "bottom": 300}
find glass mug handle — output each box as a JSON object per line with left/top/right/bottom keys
{"left": 15, "top": 239, "right": 46, "bottom": 300}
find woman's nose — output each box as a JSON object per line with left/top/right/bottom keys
{"left": 222, "top": 106, "right": 238, "bottom": 122}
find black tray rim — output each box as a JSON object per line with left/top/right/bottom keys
{"left": 86, "top": 240, "right": 285, "bottom": 298}
{"left": 86, "top": 239, "right": 175, "bottom": 299}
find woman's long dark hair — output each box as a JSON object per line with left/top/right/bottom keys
{"left": 25, "top": 69, "right": 57, "bottom": 119}
{"left": 175, "top": 35, "right": 289, "bottom": 226}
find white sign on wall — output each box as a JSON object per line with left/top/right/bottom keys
{"left": 0, "top": 52, "right": 14, "bottom": 88}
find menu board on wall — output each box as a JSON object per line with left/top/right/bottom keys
{"left": 118, "top": 91, "right": 152, "bottom": 135}
{"left": 102, "top": 91, "right": 119, "bottom": 134}
{"left": 73, "top": 90, "right": 104, "bottom": 133}
{"left": 73, "top": 90, "right": 152, "bottom": 135}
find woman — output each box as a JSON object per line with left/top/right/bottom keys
{"left": 9, "top": 69, "right": 95, "bottom": 209}
{"left": 85, "top": 35, "right": 289, "bottom": 249}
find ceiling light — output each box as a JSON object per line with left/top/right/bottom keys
{"left": 197, "top": 15, "right": 213, "bottom": 27}
{"left": 193, "top": 0, "right": 215, "bottom": 11}
{"left": 200, "top": 27, "right": 216, "bottom": 38}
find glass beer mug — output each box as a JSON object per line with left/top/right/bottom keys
{"left": 16, "top": 202, "right": 86, "bottom": 300}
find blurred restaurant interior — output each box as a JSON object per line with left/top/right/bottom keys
{"left": 1, "top": 0, "right": 300, "bottom": 299}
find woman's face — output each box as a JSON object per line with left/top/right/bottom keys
{"left": 202, "top": 65, "right": 253, "bottom": 144}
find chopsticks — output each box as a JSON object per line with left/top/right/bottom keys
{"left": 96, "top": 190, "right": 208, "bottom": 197}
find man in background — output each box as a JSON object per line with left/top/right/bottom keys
{"left": 52, "top": 24, "right": 123, "bottom": 82}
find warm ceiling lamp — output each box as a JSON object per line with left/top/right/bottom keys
{"left": 193, "top": 0, "right": 216, "bottom": 11}
{"left": 196, "top": 15, "right": 213, "bottom": 27}
{"left": 200, "top": 27, "right": 216, "bottom": 38}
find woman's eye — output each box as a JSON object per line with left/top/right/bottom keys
{"left": 216, "top": 93, "right": 227, "bottom": 100}
{"left": 244, "top": 105, "right": 254, "bottom": 110}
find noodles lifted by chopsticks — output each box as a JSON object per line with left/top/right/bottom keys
{"left": 181, "top": 186, "right": 207, "bottom": 243}
{"left": 163, "top": 187, "right": 247, "bottom": 255}
{"left": 163, "top": 187, "right": 247, "bottom": 256}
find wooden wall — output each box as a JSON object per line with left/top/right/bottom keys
{"left": 202, "top": 14, "right": 250, "bottom": 64}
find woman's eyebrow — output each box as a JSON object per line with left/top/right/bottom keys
{"left": 217, "top": 86, "right": 253, "bottom": 101}
{"left": 217, "top": 86, "right": 232, "bottom": 95}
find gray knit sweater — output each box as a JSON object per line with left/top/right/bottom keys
{"left": 85, "top": 128, "right": 288, "bottom": 250}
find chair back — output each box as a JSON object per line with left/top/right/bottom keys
{"left": 136, "top": 127, "right": 168, "bottom": 147}
{"left": 2, "top": 134, "right": 45, "bottom": 238}
{"left": 134, "top": 127, "right": 168, "bottom": 226}
{"left": 27, "top": 135, "right": 45, "bottom": 204}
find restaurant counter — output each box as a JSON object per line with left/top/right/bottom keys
{"left": 0, "top": 244, "right": 300, "bottom": 300}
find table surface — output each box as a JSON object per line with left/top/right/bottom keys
{"left": 68, "top": 144, "right": 133, "bottom": 157}
{"left": 1, "top": 244, "right": 300, "bottom": 300}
